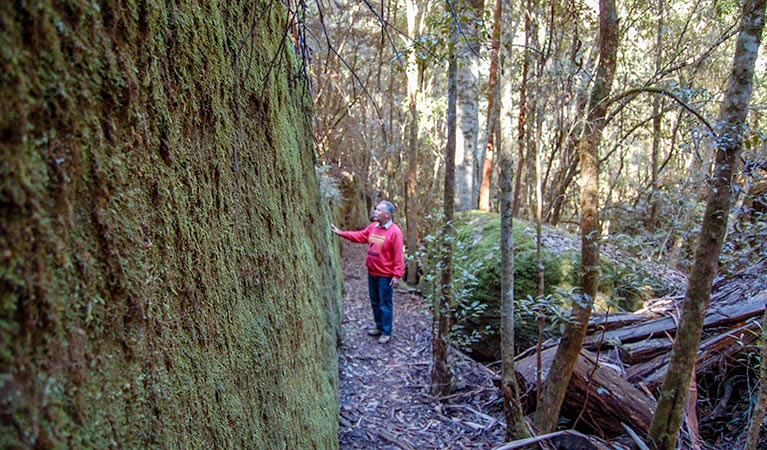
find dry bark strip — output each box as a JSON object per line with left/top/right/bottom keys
{"left": 584, "top": 293, "right": 766, "bottom": 348}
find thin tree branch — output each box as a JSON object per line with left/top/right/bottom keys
{"left": 312, "top": 0, "right": 389, "bottom": 144}
{"left": 445, "top": 0, "right": 483, "bottom": 58}
{"left": 604, "top": 87, "right": 715, "bottom": 135}
{"left": 359, "top": 0, "right": 407, "bottom": 68}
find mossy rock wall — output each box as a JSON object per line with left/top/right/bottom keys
{"left": 1, "top": 2, "right": 342, "bottom": 448}
{"left": 450, "top": 211, "right": 669, "bottom": 362}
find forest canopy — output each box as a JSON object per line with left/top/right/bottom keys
{"left": 306, "top": 0, "right": 765, "bottom": 275}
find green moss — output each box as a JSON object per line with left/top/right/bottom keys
{"left": 447, "top": 211, "right": 670, "bottom": 360}
{"left": 452, "top": 211, "right": 566, "bottom": 302}
{"left": 1, "top": 1, "right": 341, "bottom": 448}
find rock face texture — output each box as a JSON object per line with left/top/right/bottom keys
{"left": 1, "top": 3, "right": 342, "bottom": 448}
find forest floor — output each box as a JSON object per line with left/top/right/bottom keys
{"left": 337, "top": 240, "right": 509, "bottom": 450}
{"left": 336, "top": 236, "right": 767, "bottom": 450}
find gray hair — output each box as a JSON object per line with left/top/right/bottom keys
{"left": 379, "top": 201, "right": 395, "bottom": 216}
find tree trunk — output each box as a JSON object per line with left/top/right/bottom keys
{"left": 500, "top": 82, "right": 530, "bottom": 442}
{"left": 648, "top": 0, "right": 664, "bottom": 231}
{"left": 478, "top": 0, "right": 503, "bottom": 212}
{"left": 405, "top": 0, "right": 421, "bottom": 284}
{"left": 648, "top": 1, "right": 766, "bottom": 447}
{"left": 431, "top": 9, "right": 458, "bottom": 396}
{"left": 455, "top": 0, "right": 483, "bottom": 211}
{"left": 512, "top": 0, "right": 532, "bottom": 217}
{"left": 533, "top": 0, "right": 619, "bottom": 433}
{"left": 745, "top": 310, "right": 767, "bottom": 450}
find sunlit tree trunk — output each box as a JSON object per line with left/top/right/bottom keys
{"left": 648, "top": 0, "right": 766, "bottom": 447}
{"left": 405, "top": 0, "right": 421, "bottom": 284}
{"left": 478, "top": 0, "right": 503, "bottom": 212}
{"left": 455, "top": 0, "right": 483, "bottom": 211}
{"left": 431, "top": 6, "right": 457, "bottom": 396}
{"left": 512, "top": 0, "right": 532, "bottom": 217}
{"left": 532, "top": 0, "right": 618, "bottom": 433}
{"left": 498, "top": 0, "right": 517, "bottom": 208}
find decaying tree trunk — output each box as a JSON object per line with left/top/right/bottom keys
{"left": 515, "top": 278, "right": 766, "bottom": 441}
{"left": 533, "top": 0, "right": 619, "bottom": 433}
{"left": 518, "top": 347, "right": 656, "bottom": 436}
{"left": 647, "top": 0, "right": 766, "bottom": 448}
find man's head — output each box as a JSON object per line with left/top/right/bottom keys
{"left": 373, "top": 201, "right": 394, "bottom": 223}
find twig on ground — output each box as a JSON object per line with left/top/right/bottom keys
{"left": 622, "top": 423, "right": 652, "bottom": 450}
{"left": 372, "top": 429, "right": 417, "bottom": 450}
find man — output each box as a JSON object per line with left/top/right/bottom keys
{"left": 331, "top": 201, "right": 405, "bottom": 344}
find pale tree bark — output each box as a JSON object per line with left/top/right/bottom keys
{"left": 532, "top": 0, "right": 619, "bottom": 433}
{"left": 431, "top": 8, "right": 457, "bottom": 396}
{"left": 534, "top": 92, "right": 545, "bottom": 403}
{"left": 478, "top": 0, "right": 503, "bottom": 212}
{"left": 500, "top": 112, "right": 531, "bottom": 441}
{"left": 405, "top": 0, "right": 421, "bottom": 284}
{"left": 454, "top": 0, "right": 483, "bottom": 211}
{"left": 498, "top": 0, "right": 517, "bottom": 202}
{"left": 512, "top": 0, "right": 533, "bottom": 217}
{"left": 648, "top": 0, "right": 766, "bottom": 447}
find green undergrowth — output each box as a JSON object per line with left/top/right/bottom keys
{"left": 1, "top": 2, "right": 341, "bottom": 448}
{"left": 428, "top": 211, "right": 671, "bottom": 361}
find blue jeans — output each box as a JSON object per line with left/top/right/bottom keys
{"left": 368, "top": 274, "right": 393, "bottom": 336}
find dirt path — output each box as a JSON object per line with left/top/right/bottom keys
{"left": 337, "top": 241, "right": 507, "bottom": 449}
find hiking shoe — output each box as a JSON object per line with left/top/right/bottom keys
{"left": 366, "top": 328, "right": 382, "bottom": 336}
{"left": 378, "top": 335, "right": 391, "bottom": 344}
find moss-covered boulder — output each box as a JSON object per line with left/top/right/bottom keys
{"left": 449, "top": 211, "right": 673, "bottom": 362}
{"left": 1, "top": 2, "right": 341, "bottom": 448}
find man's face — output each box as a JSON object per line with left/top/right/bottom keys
{"left": 373, "top": 203, "right": 391, "bottom": 223}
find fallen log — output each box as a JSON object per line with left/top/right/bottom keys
{"left": 588, "top": 311, "right": 650, "bottom": 332}
{"left": 516, "top": 347, "right": 656, "bottom": 438}
{"left": 584, "top": 293, "right": 766, "bottom": 348}
{"left": 627, "top": 316, "right": 763, "bottom": 389}
{"left": 618, "top": 337, "right": 672, "bottom": 365}
{"left": 512, "top": 266, "right": 765, "bottom": 445}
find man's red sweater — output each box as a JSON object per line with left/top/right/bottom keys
{"left": 339, "top": 222, "right": 405, "bottom": 278}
